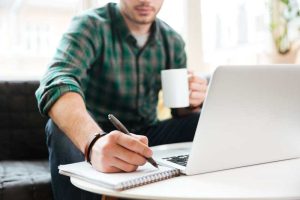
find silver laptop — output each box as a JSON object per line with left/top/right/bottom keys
{"left": 154, "top": 65, "right": 300, "bottom": 175}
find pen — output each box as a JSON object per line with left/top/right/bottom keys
{"left": 108, "top": 114, "right": 159, "bottom": 169}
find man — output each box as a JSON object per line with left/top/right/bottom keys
{"left": 36, "top": 0, "right": 208, "bottom": 199}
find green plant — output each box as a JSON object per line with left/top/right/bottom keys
{"left": 270, "top": 0, "right": 300, "bottom": 54}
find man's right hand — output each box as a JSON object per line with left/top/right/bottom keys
{"left": 90, "top": 131, "right": 153, "bottom": 173}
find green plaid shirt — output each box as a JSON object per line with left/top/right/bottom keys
{"left": 36, "top": 3, "right": 186, "bottom": 132}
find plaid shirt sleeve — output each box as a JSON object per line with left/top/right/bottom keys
{"left": 35, "top": 13, "right": 102, "bottom": 116}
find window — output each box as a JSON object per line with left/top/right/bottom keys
{"left": 0, "top": 0, "right": 187, "bottom": 79}
{"left": 0, "top": 0, "right": 82, "bottom": 78}
{"left": 201, "top": 0, "right": 271, "bottom": 71}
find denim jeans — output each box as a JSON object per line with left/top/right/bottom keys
{"left": 46, "top": 112, "right": 199, "bottom": 200}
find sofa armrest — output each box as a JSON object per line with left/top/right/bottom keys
{"left": 0, "top": 80, "right": 48, "bottom": 160}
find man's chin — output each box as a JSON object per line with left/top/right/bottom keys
{"left": 134, "top": 17, "right": 156, "bottom": 25}
{"left": 136, "top": 20, "right": 154, "bottom": 25}
{"left": 124, "top": 13, "right": 156, "bottom": 25}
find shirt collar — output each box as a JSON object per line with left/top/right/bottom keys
{"left": 111, "top": 4, "right": 132, "bottom": 39}
{"left": 148, "top": 20, "right": 162, "bottom": 46}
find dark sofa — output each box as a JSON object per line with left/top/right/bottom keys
{"left": 0, "top": 80, "right": 53, "bottom": 200}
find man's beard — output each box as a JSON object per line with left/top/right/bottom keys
{"left": 125, "top": 3, "right": 157, "bottom": 25}
{"left": 124, "top": 13, "right": 156, "bottom": 25}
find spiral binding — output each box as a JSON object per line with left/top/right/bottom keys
{"left": 119, "top": 168, "right": 180, "bottom": 190}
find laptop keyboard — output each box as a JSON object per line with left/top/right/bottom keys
{"left": 162, "top": 154, "right": 189, "bottom": 167}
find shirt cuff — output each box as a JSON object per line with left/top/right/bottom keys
{"left": 37, "top": 83, "right": 84, "bottom": 117}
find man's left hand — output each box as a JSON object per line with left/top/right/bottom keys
{"left": 188, "top": 70, "right": 208, "bottom": 109}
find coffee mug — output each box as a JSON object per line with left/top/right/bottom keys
{"left": 161, "top": 68, "right": 189, "bottom": 108}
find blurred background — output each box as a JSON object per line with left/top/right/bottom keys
{"left": 1, "top": 0, "right": 300, "bottom": 79}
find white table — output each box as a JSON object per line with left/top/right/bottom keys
{"left": 71, "top": 143, "right": 300, "bottom": 200}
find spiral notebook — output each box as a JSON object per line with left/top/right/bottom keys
{"left": 59, "top": 162, "right": 180, "bottom": 191}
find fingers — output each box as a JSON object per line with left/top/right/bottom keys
{"left": 188, "top": 73, "right": 208, "bottom": 92}
{"left": 188, "top": 74, "right": 208, "bottom": 107}
{"left": 91, "top": 131, "right": 151, "bottom": 173}
{"left": 131, "top": 134, "right": 149, "bottom": 145}
{"left": 92, "top": 160, "right": 121, "bottom": 173}
{"left": 92, "top": 155, "right": 138, "bottom": 173}
{"left": 113, "top": 143, "right": 147, "bottom": 166}
{"left": 190, "top": 92, "right": 206, "bottom": 107}
{"left": 189, "top": 75, "right": 207, "bottom": 85}
{"left": 190, "top": 91, "right": 206, "bottom": 100}
{"left": 110, "top": 157, "right": 139, "bottom": 172}
{"left": 91, "top": 146, "right": 144, "bottom": 173}
{"left": 189, "top": 82, "right": 207, "bottom": 92}
{"left": 115, "top": 133, "right": 153, "bottom": 158}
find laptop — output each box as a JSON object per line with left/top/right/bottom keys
{"left": 154, "top": 65, "right": 300, "bottom": 175}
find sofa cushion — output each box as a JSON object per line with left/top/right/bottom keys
{"left": 0, "top": 81, "right": 48, "bottom": 160}
{"left": 0, "top": 160, "right": 52, "bottom": 200}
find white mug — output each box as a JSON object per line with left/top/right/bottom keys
{"left": 161, "top": 68, "right": 189, "bottom": 108}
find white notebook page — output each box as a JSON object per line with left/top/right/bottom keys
{"left": 59, "top": 161, "right": 179, "bottom": 190}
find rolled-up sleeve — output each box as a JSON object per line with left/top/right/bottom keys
{"left": 35, "top": 13, "right": 101, "bottom": 116}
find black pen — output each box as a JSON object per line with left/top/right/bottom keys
{"left": 108, "top": 114, "right": 159, "bottom": 169}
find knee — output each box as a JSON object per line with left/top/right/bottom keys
{"left": 45, "top": 119, "right": 84, "bottom": 163}
{"left": 45, "top": 119, "right": 65, "bottom": 148}
{"left": 184, "top": 112, "right": 200, "bottom": 133}
{"left": 188, "top": 112, "right": 200, "bottom": 124}
{"left": 46, "top": 119, "right": 63, "bottom": 137}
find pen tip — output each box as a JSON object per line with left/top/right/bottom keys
{"left": 147, "top": 157, "right": 159, "bottom": 169}
{"left": 154, "top": 163, "right": 159, "bottom": 169}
